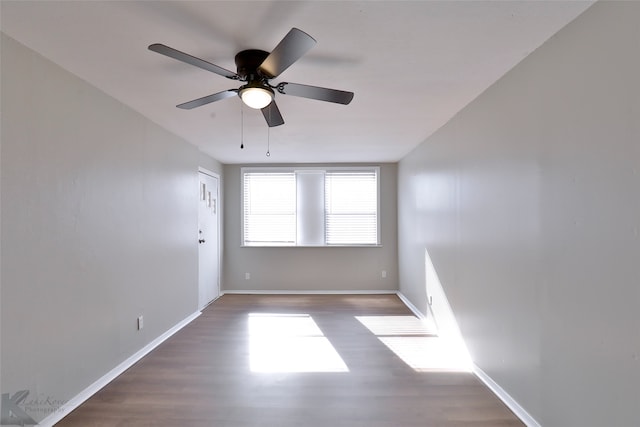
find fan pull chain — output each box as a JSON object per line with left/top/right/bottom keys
{"left": 266, "top": 126, "right": 270, "bottom": 157}
{"left": 266, "top": 105, "right": 271, "bottom": 157}
{"left": 240, "top": 102, "right": 244, "bottom": 149}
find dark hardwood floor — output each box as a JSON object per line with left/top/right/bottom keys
{"left": 56, "top": 294, "right": 523, "bottom": 426}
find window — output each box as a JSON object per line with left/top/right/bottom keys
{"left": 243, "top": 171, "right": 296, "bottom": 246}
{"left": 242, "top": 167, "right": 380, "bottom": 246}
{"left": 325, "top": 171, "right": 378, "bottom": 245}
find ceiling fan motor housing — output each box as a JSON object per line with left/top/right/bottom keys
{"left": 234, "top": 49, "right": 270, "bottom": 81}
{"left": 235, "top": 49, "right": 274, "bottom": 108}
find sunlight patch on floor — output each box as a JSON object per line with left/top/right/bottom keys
{"left": 356, "top": 315, "right": 471, "bottom": 372}
{"left": 355, "top": 315, "right": 437, "bottom": 336}
{"left": 379, "top": 336, "right": 471, "bottom": 372}
{"left": 248, "top": 313, "right": 349, "bottom": 373}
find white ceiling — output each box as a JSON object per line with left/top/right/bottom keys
{"left": 1, "top": 1, "right": 593, "bottom": 164}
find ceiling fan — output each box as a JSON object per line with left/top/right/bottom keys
{"left": 149, "top": 28, "right": 354, "bottom": 127}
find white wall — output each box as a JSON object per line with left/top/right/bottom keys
{"left": 398, "top": 2, "right": 639, "bottom": 426}
{"left": 0, "top": 33, "right": 222, "bottom": 421}
{"left": 223, "top": 163, "right": 398, "bottom": 292}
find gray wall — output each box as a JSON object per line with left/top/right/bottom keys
{"left": 223, "top": 163, "right": 398, "bottom": 292}
{"left": 0, "top": 33, "right": 222, "bottom": 419}
{"left": 397, "top": 2, "right": 639, "bottom": 426}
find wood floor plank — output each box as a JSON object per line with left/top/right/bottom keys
{"left": 56, "top": 294, "right": 524, "bottom": 426}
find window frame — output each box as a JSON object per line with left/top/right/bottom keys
{"left": 241, "top": 168, "right": 297, "bottom": 246}
{"left": 241, "top": 166, "right": 381, "bottom": 247}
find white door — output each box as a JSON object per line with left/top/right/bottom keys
{"left": 198, "top": 171, "right": 220, "bottom": 310}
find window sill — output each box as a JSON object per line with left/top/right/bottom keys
{"left": 241, "top": 244, "right": 383, "bottom": 248}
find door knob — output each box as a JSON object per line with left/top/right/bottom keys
{"left": 199, "top": 239, "right": 206, "bottom": 244}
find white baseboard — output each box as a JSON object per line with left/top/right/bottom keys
{"left": 39, "top": 311, "right": 201, "bottom": 427}
{"left": 221, "top": 289, "right": 398, "bottom": 295}
{"left": 472, "top": 364, "right": 541, "bottom": 427}
{"left": 396, "top": 292, "right": 426, "bottom": 319}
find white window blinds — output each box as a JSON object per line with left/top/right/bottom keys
{"left": 243, "top": 172, "right": 296, "bottom": 246}
{"left": 325, "top": 171, "right": 378, "bottom": 245}
{"left": 242, "top": 167, "right": 379, "bottom": 246}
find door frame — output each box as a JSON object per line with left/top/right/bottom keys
{"left": 198, "top": 167, "right": 221, "bottom": 308}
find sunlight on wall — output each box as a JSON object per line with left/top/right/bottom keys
{"left": 356, "top": 315, "right": 470, "bottom": 372}
{"left": 424, "top": 248, "right": 473, "bottom": 371}
{"left": 248, "top": 313, "right": 349, "bottom": 373}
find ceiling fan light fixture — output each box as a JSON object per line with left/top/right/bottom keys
{"left": 239, "top": 84, "right": 274, "bottom": 109}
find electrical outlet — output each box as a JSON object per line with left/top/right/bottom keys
{"left": 245, "top": 272, "right": 251, "bottom": 280}
{"left": 381, "top": 270, "right": 387, "bottom": 279}
{"left": 137, "top": 315, "right": 144, "bottom": 330}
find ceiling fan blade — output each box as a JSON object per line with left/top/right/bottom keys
{"left": 277, "top": 82, "right": 354, "bottom": 105}
{"left": 261, "top": 101, "right": 285, "bottom": 127}
{"left": 149, "top": 43, "right": 239, "bottom": 80}
{"left": 259, "top": 28, "right": 316, "bottom": 78}
{"left": 177, "top": 90, "right": 238, "bottom": 110}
